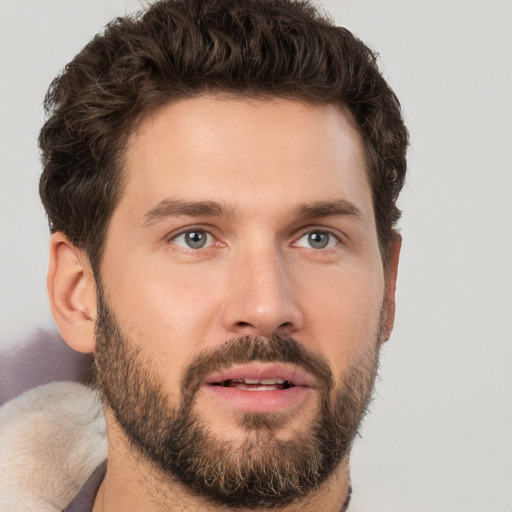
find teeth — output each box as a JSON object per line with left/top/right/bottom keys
{"left": 216, "top": 377, "right": 294, "bottom": 388}
{"left": 222, "top": 378, "right": 289, "bottom": 385}
{"left": 243, "top": 378, "right": 262, "bottom": 385}
{"left": 242, "top": 378, "right": 285, "bottom": 385}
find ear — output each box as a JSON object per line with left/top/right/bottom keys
{"left": 380, "top": 233, "right": 402, "bottom": 343}
{"left": 47, "top": 233, "right": 97, "bottom": 353}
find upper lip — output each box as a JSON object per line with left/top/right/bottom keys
{"left": 203, "top": 363, "right": 316, "bottom": 388}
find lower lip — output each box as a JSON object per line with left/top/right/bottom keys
{"left": 203, "top": 384, "right": 312, "bottom": 413}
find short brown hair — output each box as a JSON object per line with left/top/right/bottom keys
{"left": 39, "top": 0, "right": 408, "bottom": 272}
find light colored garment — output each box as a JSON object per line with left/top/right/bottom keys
{"left": 0, "top": 381, "right": 106, "bottom": 511}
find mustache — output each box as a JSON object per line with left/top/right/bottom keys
{"left": 180, "top": 334, "right": 334, "bottom": 403}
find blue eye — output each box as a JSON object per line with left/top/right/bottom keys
{"left": 295, "top": 231, "right": 339, "bottom": 249}
{"left": 172, "top": 230, "right": 213, "bottom": 249}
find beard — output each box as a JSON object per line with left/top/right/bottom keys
{"left": 94, "top": 285, "right": 381, "bottom": 509}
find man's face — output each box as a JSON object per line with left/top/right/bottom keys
{"left": 95, "top": 97, "right": 394, "bottom": 506}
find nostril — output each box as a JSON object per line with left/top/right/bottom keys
{"left": 236, "top": 321, "right": 252, "bottom": 328}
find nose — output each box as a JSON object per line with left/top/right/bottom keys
{"left": 220, "top": 247, "right": 304, "bottom": 337}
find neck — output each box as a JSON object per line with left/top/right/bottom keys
{"left": 93, "top": 414, "right": 352, "bottom": 512}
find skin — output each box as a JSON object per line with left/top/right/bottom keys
{"left": 48, "top": 96, "right": 400, "bottom": 511}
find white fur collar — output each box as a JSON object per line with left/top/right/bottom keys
{"left": 0, "top": 381, "right": 107, "bottom": 511}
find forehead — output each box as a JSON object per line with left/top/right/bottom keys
{"left": 120, "top": 95, "right": 372, "bottom": 223}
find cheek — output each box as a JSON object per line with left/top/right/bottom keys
{"left": 105, "top": 247, "right": 217, "bottom": 313}
{"left": 298, "top": 263, "right": 384, "bottom": 376}
{"left": 100, "top": 253, "right": 225, "bottom": 383}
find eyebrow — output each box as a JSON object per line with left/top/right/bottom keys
{"left": 142, "top": 197, "right": 362, "bottom": 226}
{"left": 294, "top": 199, "right": 362, "bottom": 220}
{"left": 142, "top": 199, "right": 235, "bottom": 225}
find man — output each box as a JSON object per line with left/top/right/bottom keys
{"left": 0, "top": 0, "right": 408, "bottom": 510}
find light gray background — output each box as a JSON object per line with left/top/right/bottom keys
{"left": 1, "top": 1, "right": 511, "bottom": 511}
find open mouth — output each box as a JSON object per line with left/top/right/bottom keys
{"left": 212, "top": 378, "right": 296, "bottom": 391}
{"left": 204, "top": 363, "right": 314, "bottom": 391}
{"left": 202, "top": 364, "right": 314, "bottom": 413}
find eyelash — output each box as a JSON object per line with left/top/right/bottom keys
{"left": 292, "top": 229, "right": 342, "bottom": 250}
{"left": 167, "top": 227, "right": 219, "bottom": 251}
{"left": 167, "top": 226, "right": 343, "bottom": 252}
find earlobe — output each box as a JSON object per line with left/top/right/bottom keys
{"left": 380, "top": 233, "right": 402, "bottom": 343}
{"left": 47, "top": 233, "right": 97, "bottom": 353}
